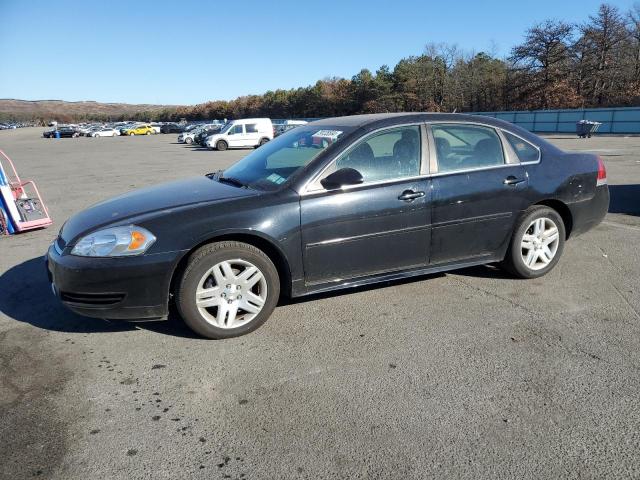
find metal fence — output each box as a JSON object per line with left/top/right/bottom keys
{"left": 472, "top": 107, "right": 640, "bottom": 134}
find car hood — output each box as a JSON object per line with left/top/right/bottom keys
{"left": 60, "top": 176, "right": 256, "bottom": 244}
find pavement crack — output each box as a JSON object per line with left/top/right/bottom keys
{"left": 449, "top": 276, "right": 537, "bottom": 316}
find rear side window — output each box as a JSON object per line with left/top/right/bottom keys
{"left": 432, "top": 124, "right": 505, "bottom": 173}
{"left": 504, "top": 131, "right": 540, "bottom": 162}
{"left": 245, "top": 124, "right": 258, "bottom": 133}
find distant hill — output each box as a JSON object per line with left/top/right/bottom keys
{"left": 0, "top": 99, "right": 182, "bottom": 123}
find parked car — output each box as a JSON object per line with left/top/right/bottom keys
{"left": 150, "top": 123, "right": 162, "bottom": 134}
{"left": 195, "top": 125, "right": 223, "bottom": 146}
{"left": 46, "top": 113, "right": 609, "bottom": 340}
{"left": 47, "top": 126, "right": 80, "bottom": 138}
{"left": 275, "top": 122, "right": 306, "bottom": 137}
{"left": 91, "top": 128, "right": 120, "bottom": 137}
{"left": 205, "top": 118, "right": 273, "bottom": 150}
{"left": 77, "top": 125, "right": 95, "bottom": 136}
{"left": 177, "top": 129, "right": 198, "bottom": 144}
{"left": 124, "top": 125, "right": 155, "bottom": 136}
{"left": 161, "top": 123, "right": 185, "bottom": 134}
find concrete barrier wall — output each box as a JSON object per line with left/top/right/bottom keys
{"left": 472, "top": 107, "right": 640, "bottom": 134}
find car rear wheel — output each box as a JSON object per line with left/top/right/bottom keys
{"left": 259, "top": 137, "right": 269, "bottom": 147}
{"left": 176, "top": 241, "right": 280, "bottom": 339}
{"left": 216, "top": 140, "right": 228, "bottom": 151}
{"left": 501, "top": 206, "right": 565, "bottom": 279}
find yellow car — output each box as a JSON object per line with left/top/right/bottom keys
{"left": 125, "top": 125, "right": 155, "bottom": 136}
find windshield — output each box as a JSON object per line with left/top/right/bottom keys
{"left": 221, "top": 125, "right": 351, "bottom": 191}
{"left": 219, "top": 123, "right": 233, "bottom": 134}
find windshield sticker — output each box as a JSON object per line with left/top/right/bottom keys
{"left": 312, "top": 130, "right": 343, "bottom": 140}
{"left": 266, "top": 173, "right": 286, "bottom": 184}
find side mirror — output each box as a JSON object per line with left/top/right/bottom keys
{"left": 320, "top": 167, "right": 364, "bottom": 190}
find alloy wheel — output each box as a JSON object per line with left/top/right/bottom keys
{"left": 195, "top": 259, "right": 267, "bottom": 329}
{"left": 520, "top": 217, "right": 560, "bottom": 271}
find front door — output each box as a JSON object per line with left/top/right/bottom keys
{"left": 300, "top": 125, "right": 431, "bottom": 285}
{"left": 226, "top": 124, "right": 244, "bottom": 147}
{"left": 428, "top": 123, "right": 529, "bottom": 264}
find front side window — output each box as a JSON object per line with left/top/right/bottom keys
{"left": 504, "top": 131, "right": 540, "bottom": 163}
{"left": 229, "top": 125, "right": 243, "bottom": 135}
{"left": 432, "top": 124, "right": 505, "bottom": 173}
{"left": 334, "top": 126, "right": 421, "bottom": 183}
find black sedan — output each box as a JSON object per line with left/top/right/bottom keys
{"left": 43, "top": 127, "right": 79, "bottom": 138}
{"left": 47, "top": 113, "right": 609, "bottom": 339}
{"left": 195, "top": 126, "right": 222, "bottom": 146}
{"left": 160, "top": 123, "right": 186, "bottom": 134}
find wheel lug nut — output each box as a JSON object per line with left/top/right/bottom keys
{"left": 227, "top": 299, "right": 233, "bottom": 304}
{"left": 226, "top": 284, "right": 231, "bottom": 288}
{"left": 238, "top": 295, "right": 242, "bottom": 299}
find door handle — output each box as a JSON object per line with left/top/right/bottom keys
{"left": 503, "top": 176, "right": 525, "bottom": 186}
{"left": 398, "top": 190, "right": 425, "bottom": 201}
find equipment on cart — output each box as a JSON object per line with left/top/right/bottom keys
{"left": 576, "top": 120, "right": 602, "bottom": 138}
{"left": 0, "top": 149, "right": 52, "bottom": 235}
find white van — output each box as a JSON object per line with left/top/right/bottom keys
{"left": 206, "top": 118, "right": 273, "bottom": 151}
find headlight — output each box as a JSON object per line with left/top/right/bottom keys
{"left": 71, "top": 225, "right": 156, "bottom": 257}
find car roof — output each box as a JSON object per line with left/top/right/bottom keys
{"left": 307, "top": 112, "right": 552, "bottom": 148}
{"left": 230, "top": 118, "right": 271, "bottom": 123}
{"left": 315, "top": 112, "right": 530, "bottom": 129}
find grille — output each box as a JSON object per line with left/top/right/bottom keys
{"left": 60, "top": 292, "right": 125, "bottom": 306}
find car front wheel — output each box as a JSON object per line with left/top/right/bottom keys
{"left": 501, "top": 206, "right": 565, "bottom": 279}
{"left": 216, "top": 140, "right": 228, "bottom": 151}
{"left": 176, "top": 241, "right": 280, "bottom": 339}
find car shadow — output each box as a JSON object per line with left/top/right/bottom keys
{"left": 0, "top": 257, "right": 200, "bottom": 339}
{"left": 608, "top": 184, "right": 640, "bottom": 217}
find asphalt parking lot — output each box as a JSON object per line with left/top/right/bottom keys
{"left": 1, "top": 128, "right": 639, "bottom": 479}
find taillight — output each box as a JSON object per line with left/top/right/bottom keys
{"left": 596, "top": 156, "right": 607, "bottom": 186}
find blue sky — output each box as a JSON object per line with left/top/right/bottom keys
{"left": 0, "top": 0, "right": 635, "bottom": 105}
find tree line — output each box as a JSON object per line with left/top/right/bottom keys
{"left": 14, "top": 3, "right": 640, "bottom": 124}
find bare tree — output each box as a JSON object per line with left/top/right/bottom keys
{"left": 510, "top": 20, "right": 576, "bottom": 108}
{"left": 579, "top": 4, "right": 629, "bottom": 105}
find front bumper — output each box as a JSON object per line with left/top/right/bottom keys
{"left": 46, "top": 244, "right": 186, "bottom": 320}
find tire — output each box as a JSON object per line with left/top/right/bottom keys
{"left": 501, "top": 206, "right": 565, "bottom": 279}
{"left": 185, "top": 137, "right": 193, "bottom": 144}
{"left": 146, "top": 131, "right": 151, "bottom": 135}
{"left": 112, "top": 133, "right": 116, "bottom": 137}
{"left": 176, "top": 241, "right": 280, "bottom": 339}
{"left": 259, "top": 137, "right": 269, "bottom": 147}
{"left": 129, "top": 132, "right": 135, "bottom": 136}
{"left": 216, "top": 140, "right": 228, "bottom": 151}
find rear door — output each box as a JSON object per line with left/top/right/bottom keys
{"left": 244, "top": 123, "right": 260, "bottom": 146}
{"left": 428, "top": 123, "right": 529, "bottom": 264}
{"left": 300, "top": 124, "right": 431, "bottom": 285}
